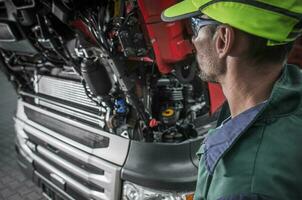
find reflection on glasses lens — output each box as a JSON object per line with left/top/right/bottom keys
{"left": 191, "top": 17, "right": 221, "bottom": 36}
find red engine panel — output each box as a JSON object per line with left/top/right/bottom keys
{"left": 137, "top": 0, "right": 193, "bottom": 74}
{"left": 207, "top": 83, "right": 225, "bottom": 114}
{"left": 288, "top": 36, "right": 302, "bottom": 67}
{"left": 137, "top": 0, "right": 224, "bottom": 112}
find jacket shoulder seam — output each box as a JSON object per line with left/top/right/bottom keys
{"left": 250, "top": 125, "right": 266, "bottom": 193}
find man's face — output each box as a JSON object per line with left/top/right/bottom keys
{"left": 191, "top": 18, "right": 226, "bottom": 82}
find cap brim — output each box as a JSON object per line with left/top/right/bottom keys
{"left": 161, "top": 0, "right": 201, "bottom": 22}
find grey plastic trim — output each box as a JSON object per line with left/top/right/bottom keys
{"left": 0, "top": 23, "right": 17, "bottom": 42}
{"left": 20, "top": 91, "right": 105, "bottom": 126}
{"left": 39, "top": 100, "right": 105, "bottom": 127}
{"left": 15, "top": 117, "right": 122, "bottom": 200}
{"left": 121, "top": 138, "right": 202, "bottom": 192}
{"left": 11, "top": 0, "right": 35, "bottom": 9}
{"left": 35, "top": 171, "right": 76, "bottom": 200}
{"left": 50, "top": 173, "right": 66, "bottom": 190}
{"left": 16, "top": 101, "right": 130, "bottom": 166}
{"left": 22, "top": 122, "right": 120, "bottom": 176}
{"left": 37, "top": 146, "right": 117, "bottom": 199}
{"left": 34, "top": 156, "right": 108, "bottom": 200}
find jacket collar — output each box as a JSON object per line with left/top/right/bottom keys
{"left": 260, "top": 65, "right": 302, "bottom": 119}
{"left": 197, "top": 101, "right": 267, "bottom": 174}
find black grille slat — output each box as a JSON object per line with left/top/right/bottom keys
{"left": 34, "top": 154, "right": 105, "bottom": 194}
{"left": 24, "top": 107, "right": 110, "bottom": 149}
{"left": 0, "top": 2, "right": 7, "bottom": 18}
{"left": 25, "top": 130, "right": 105, "bottom": 175}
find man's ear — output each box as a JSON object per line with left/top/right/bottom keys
{"left": 215, "top": 25, "right": 235, "bottom": 58}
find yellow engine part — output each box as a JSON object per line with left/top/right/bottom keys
{"left": 162, "top": 108, "right": 175, "bottom": 117}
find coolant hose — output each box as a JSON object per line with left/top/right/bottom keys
{"left": 81, "top": 59, "right": 112, "bottom": 97}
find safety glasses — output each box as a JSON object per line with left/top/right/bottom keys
{"left": 191, "top": 17, "right": 221, "bottom": 37}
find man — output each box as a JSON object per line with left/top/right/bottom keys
{"left": 161, "top": 1, "right": 302, "bottom": 200}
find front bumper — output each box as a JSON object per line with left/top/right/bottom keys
{"left": 15, "top": 138, "right": 75, "bottom": 200}
{"left": 14, "top": 100, "right": 125, "bottom": 200}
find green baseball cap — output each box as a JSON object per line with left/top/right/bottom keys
{"left": 161, "top": 0, "right": 302, "bottom": 45}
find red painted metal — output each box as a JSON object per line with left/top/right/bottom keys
{"left": 207, "top": 83, "right": 225, "bottom": 114}
{"left": 288, "top": 36, "right": 302, "bottom": 68}
{"left": 137, "top": 0, "right": 193, "bottom": 74}
{"left": 149, "top": 119, "right": 159, "bottom": 128}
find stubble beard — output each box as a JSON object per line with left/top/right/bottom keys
{"left": 196, "top": 56, "right": 221, "bottom": 83}
{"left": 198, "top": 67, "right": 217, "bottom": 82}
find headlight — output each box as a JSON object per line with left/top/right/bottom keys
{"left": 122, "top": 181, "right": 194, "bottom": 200}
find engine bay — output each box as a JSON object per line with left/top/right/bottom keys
{"left": 0, "top": 0, "right": 215, "bottom": 143}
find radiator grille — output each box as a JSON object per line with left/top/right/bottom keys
{"left": 36, "top": 76, "right": 99, "bottom": 110}
{"left": 15, "top": 116, "right": 122, "bottom": 200}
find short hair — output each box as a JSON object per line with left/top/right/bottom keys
{"left": 241, "top": 31, "right": 293, "bottom": 65}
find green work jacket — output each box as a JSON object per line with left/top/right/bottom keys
{"left": 194, "top": 64, "right": 302, "bottom": 200}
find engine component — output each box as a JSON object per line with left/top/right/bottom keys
{"left": 0, "top": 21, "right": 21, "bottom": 42}
{"left": 0, "top": 0, "right": 210, "bottom": 144}
{"left": 0, "top": 1, "right": 37, "bottom": 54}
{"left": 117, "top": 15, "right": 147, "bottom": 57}
{"left": 11, "top": 0, "right": 35, "bottom": 9}
{"left": 81, "top": 59, "right": 112, "bottom": 97}
{"left": 183, "top": 85, "right": 194, "bottom": 104}
{"left": 0, "top": 19, "right": 37, "bottom": 53}
{"left": 183, "top": 84, "right": 195, "bottom": 115}
{"left": 161, "top": 84, "right": 183, "bottom": 102}
{"left": 0, "top": 1, "right": 218, "bottom": 199}
{"left": 107, "top": 98, "right": 128, "bottom": 130}
{"left": 174, "top": 59, "right": 197, "bottom": 83}
{"left": 161, "top": 107, "right": 180, "bottom": 125}
{"left": 108, "top": 114, "right": 126, "bottom": 130}
{"left": 162, "top": 130, "right": 184, "bottom": 143}
{"left": 156, "top": 77, "right": 184, "bottom": 125}
{"left": 51, "top": 0, "right": 72, "bottom": 24}
{"left": 115, "top": 98, "right": 128, "bottom": 114}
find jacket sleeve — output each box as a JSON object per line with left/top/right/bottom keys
{"left": 217, "top": 193, "right": 272, "bottom": 200}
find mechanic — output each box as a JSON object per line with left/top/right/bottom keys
{"left": 162, "top": 0, "right": 302, "bottom": 200}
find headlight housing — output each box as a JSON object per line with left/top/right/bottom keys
{"left": 122, "top": 181, "right": 194, "bottom": 200}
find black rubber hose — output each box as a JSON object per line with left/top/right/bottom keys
{"left": 81, "top": 59, "right": 112, "bottom": 97}
{"left": 174, "top": 61, "right": 196, "bottom": 84}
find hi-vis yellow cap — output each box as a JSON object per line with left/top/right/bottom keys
{"left": 161, "top": 0, "right": 302, "bottom": 45}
